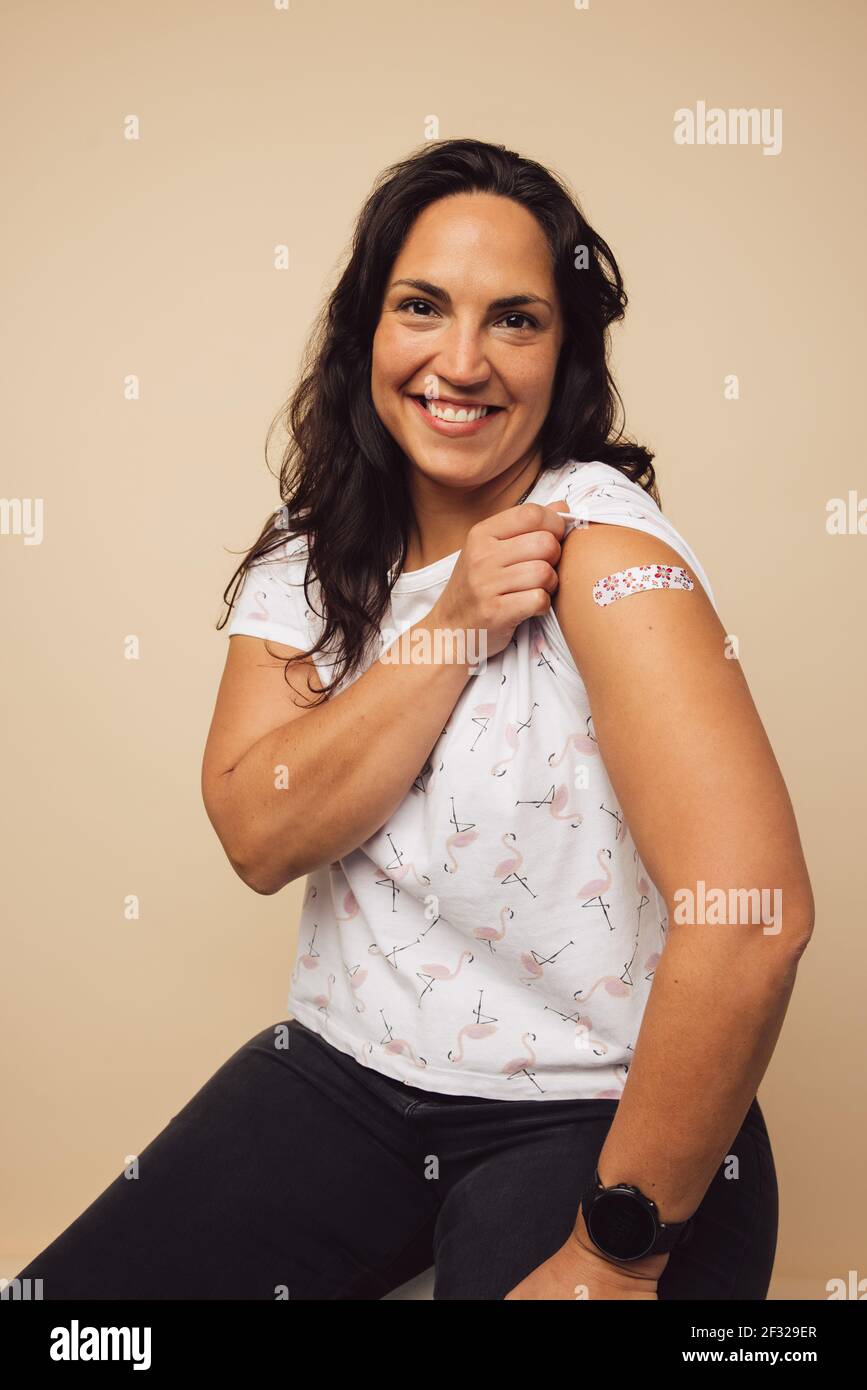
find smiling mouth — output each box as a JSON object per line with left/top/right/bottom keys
{"left": 407, "top": 393, "right": 506, "bottom": 437}
{"left": 409, "top": 394, "right": 505, "bottom": 422}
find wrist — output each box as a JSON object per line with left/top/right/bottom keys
{"left": 415, "top": 607, "right": 481, "bottom": 678}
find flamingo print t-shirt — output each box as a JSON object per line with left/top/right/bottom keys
{"left": 224, "top": 458, "right": 717, "bottom": 1101}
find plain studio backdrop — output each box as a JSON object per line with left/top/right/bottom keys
{"left": 1, "top": 0, "right": 864, "bottom": 1300}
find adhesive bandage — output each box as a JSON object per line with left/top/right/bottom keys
{"left": 592, "top": 563, "right": 694, "bottom": 607}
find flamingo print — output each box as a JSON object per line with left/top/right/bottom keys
{"left": 278, "top": 457, "right": 709, "bottom": 1104}
{"left": 491, "top": 702, "right": 539, "bottom": 776}
{"left": 598, "top": 851, "right": 657, "bottom": 989}
{"left": 494, "top": 830, "right": 522, "bottom": 880}
{"left": 332, "top": 886, "right": 359, "bottom": 922}
{"left": 494, "top": 832, "right": 536, "bottom": 897}
{"left": 367, "top": 938, "right": 420, "bottom": 970}
{"left": 291, "top": 923, "right": 321, "bottom": 982}
{"left": 447, "top": 1021, "right": 498, "bottom": 1062}
{"left": 514, "top": 783, "right": 583, "bottom": 828}
{"left": 382, "top": 832, "right": 432, "bottom": 888}
{"left": 472, "top": 905, "right": 513, "bottom": 953}
{"left": 417, "top": 949, "right": 474, "bottom": 1004}
{"left": 530, "top": 624, "right": 556, "bottom": 677}
{"left": 547, "top": 716, "right": 598, "bottom": 767}
{"left": 600, "top": 801, "right": 627, "bottom": 844}
{"left": 470, "top": 702, "right": 497, "bottom": 752}
{"left": 375, "top": 872, "right": 402, "bottom": 911}
{"left": 444, "top": 828, "right": 478, "bottom": 873}
{"left": 549, "top": 783, "right": 584, "bottom": 828}
{"left": 573, "top": 976, "right": 631, "bottom": 1002}
{"left": 443, "top": 796, "right": 478, "bottom": 873}
{"left": 311, "top": 972, "right": 336, "bottom": 1013}
{"left": 382, "top": 861, "right": 432, "bottom": 891}
{"left": 448, "top": 991, "right": 498, "bottom": 1062}
{"left": 644, "top": 950, "right": 661, "bottom": 982}
{"left": 518, "top": 939, "right": 575, "bottom": 985}
{"left": 344, "top": 962, "right": 368, "bottom": 1012}
{"left": 574, "top": 1016, "right": 610, "bottom": 1057}
{"left": 413, "top": 755, "right": 445, "bottom": 795}
{"left": 501, "top": 1032, "right": 543, "bottom": 1092}
{"left": 577, "top": 847, "right": 614, "bottom": 929}
{"left": 377, "top": 1008, "right": 428, "bottom": 1067}
{"left": 382, "top": 1037, "right": 428, "bottom": 1068}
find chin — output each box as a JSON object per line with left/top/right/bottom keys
{"left": 408, "top": 455, "right": 506, "bottom": 490}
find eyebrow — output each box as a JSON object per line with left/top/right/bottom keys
{"left": 390, "top": 278, "right": 553, "bottom": 313}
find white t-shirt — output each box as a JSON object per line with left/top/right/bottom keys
{"left": 225, "top": 458, "right": 716, "bottom": 1100}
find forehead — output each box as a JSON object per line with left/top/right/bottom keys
{"left": 391, "top": 193, "right": 554, "bottom": 286}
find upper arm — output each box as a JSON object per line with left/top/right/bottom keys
{"left": 201, "top": 634, "right": 325, "bottom": 855}
{"left": 552, "top": 522, "right": 814, "bottom": 946}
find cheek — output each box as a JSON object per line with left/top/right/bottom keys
{"left": 511, "top": 358, "right": 560, "bottom": 411}
{"left": 372, "top": 321, "right": 416, "bottom": 377}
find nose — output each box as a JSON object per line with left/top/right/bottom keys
{"left": 431, "top": 315, "right": 492, "bottom": 390}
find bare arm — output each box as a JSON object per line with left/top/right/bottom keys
{"left": 202, "top": 501, "right": 569, "bottom": 896}
{"left": 201, "top": 617, "right": 472, "bottom": 894}
{"left": 551, "top": 521, "right": 815, "bottom": 1275}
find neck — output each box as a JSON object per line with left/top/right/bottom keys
{"left": 402, "top": 455, "right": 543, "bottom": 573}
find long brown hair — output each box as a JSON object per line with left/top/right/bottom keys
{"left": 217, "top": 137, "right": 659, "bottom": 706}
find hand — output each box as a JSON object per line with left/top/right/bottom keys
{"left": 504, "top": 1206, "right": 669, "bottom": 1301}
{"left": 429, "top": 501, "right": 572, "bottom": 660}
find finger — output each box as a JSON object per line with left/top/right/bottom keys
{"left": 495, "top": 587, "right": 553, "bottom": 628}
{"left": 485, "top": 500, "right": 570, "bottom": 542}
{"left": 498, "top": 559, "right": 559, "bottom": 597}
{"left": 495, "top": 529, "right": 563, "bottom": 568}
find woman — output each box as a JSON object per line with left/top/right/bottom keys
{"left": 12, "top": 138, "right": 813, "bottom": 1301}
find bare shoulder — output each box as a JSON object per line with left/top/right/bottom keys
{"left": 552, "top": 519, "right": 725, "bottom": 703}
{"left": 550, "top": 519, "right": 814, "bottom": 921}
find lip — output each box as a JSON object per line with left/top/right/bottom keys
{"left": 407, "top": 393, "right": 505, "bottom": 437}
{"left": 428, "top": 394, "right": 498, "bottom": 408}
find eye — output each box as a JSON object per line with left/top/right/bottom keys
{"left": 397, "top": 297, "right": 440, "bottom": 318}
{"left": 395, "top": 300, "right": 539, "bottom": 331}
{"left": 495, "top": 312, "right": 539, "bottom": 332}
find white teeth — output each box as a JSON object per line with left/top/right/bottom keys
{"left": 422, "top": 398, "right": 489, "bottom": 422}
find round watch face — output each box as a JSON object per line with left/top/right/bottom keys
{"left": 587, "top": 1189, "right": 657, "bottom": 1259}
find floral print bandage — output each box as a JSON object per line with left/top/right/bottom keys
{"left": 592, "top": 563, "right": 694, "bottom": 607}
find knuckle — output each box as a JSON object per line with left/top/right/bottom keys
{"left": 523, "top": 501, "right": 546, "bottom": 526}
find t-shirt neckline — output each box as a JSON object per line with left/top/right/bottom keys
{"left": 389, "top": 463, "right": 574, "bottom": 595}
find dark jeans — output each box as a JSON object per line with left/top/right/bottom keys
{"left": 11, "top": 1017, "right": 778, "bottom": 1300}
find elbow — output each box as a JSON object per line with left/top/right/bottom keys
{"left": 238, "top": 846, "right": 330, "bottom": 894}
{"left": 203, "top": 769, "right": 296, "bottom": 896}
{"left": 235, "top": 865, "right": 280, "bottom": 896}
{"left": 229, "top": 848, "right": 294, "bottom": 896}
{"left": 787, "top": 876, "right": 816, "bottom": 954}
{"left": 204, "top": 789, "right": 294, "bottom": 895}
{"left": 787, "top": 896, "right": 815, "bottom": 961}
{"left": 765, "top": 879, "right": 815, "bottom": 978}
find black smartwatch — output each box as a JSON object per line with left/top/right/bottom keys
{"left": 580, "top": 1168, "right": 695, "bottom": 1261}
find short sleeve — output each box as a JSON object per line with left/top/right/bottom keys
{"left": 561, "top": 464, "right": 717, "bottom": 613}
{"left": 224, "top": 536, "right": 316, "bottom": 651}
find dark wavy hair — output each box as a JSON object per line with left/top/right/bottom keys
{"left": 217, "top": 137, "right": 658, "bottom": 705}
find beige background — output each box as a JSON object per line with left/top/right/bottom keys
{"left": 2, "top": 0, "right": 864, "bottom": 1300}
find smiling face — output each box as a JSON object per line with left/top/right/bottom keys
{"left": 371, "top": 192, "right": 564, "bottom": 510}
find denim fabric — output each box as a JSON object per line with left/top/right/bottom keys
{"left": 12, "top": 1017, "right": 778, "bottom": 1300}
